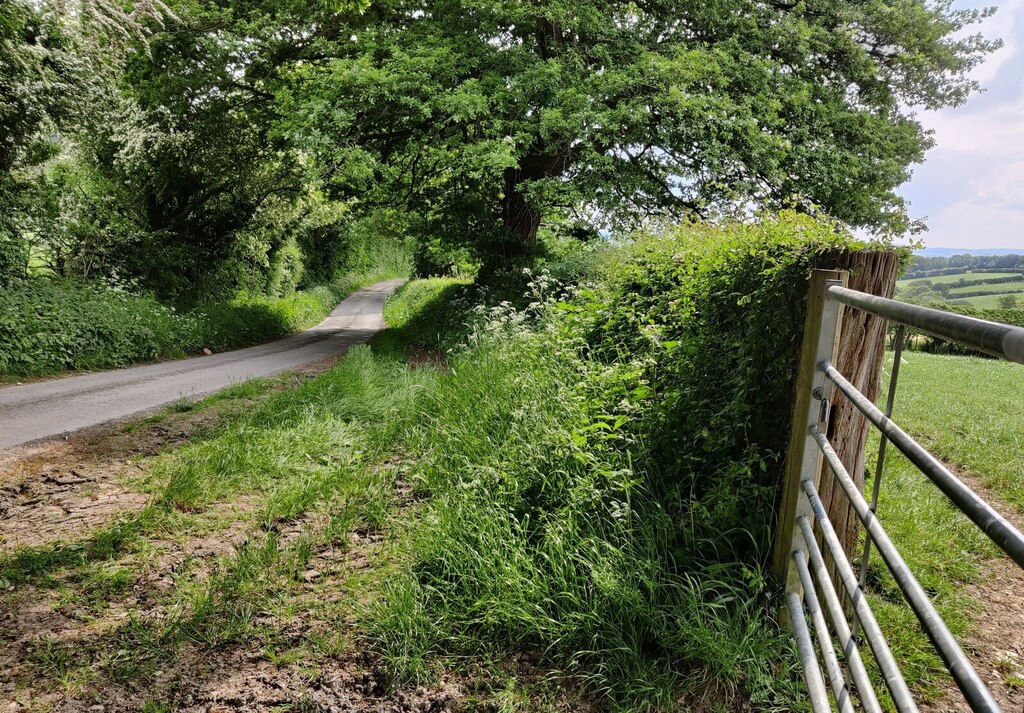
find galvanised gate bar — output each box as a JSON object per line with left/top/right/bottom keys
{"left": 773, "top": 269, "right": 1024, "bottom": 713}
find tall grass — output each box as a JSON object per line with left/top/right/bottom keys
{"left": 367, "top": 322, "right": 801, "bottom": 709}
{"left": 362, "top": 214, "right": 868, "bottom": 708}
{"left": 154, "top": 345, "right": 434, "bottom": 523}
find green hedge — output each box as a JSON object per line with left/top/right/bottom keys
{"left": 897, "top": 301, "right": 1024, "bottom": 356}
{"left": 0, "top": 281, "right": 189, "bottom": 375}
{"left": 0, "top": 271, "right": 400, "bottom": 377}
{"left": 570, "top": 214, "right": 874, "bottom": 563}
{"left": 947, "top": 304, "right": 1024, "bottom": 327}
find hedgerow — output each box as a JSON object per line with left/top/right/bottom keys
{"left": 367, "top": 213, "right": 873, "bottom": 708}
{"left": 0, "top": 280, "right": 189, "bottom": 376}
{"left": 0, "top": 269, "right": 402, "bottom": 377}
{"left": 898, "top": 301, "right": 1024, "bottom": 357}
{"left": 575, "top": 217, "right": 874, "bottom": 562}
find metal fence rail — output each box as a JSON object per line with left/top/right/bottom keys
{"left": 774, "top": 270, "right": 1024, "bottom": 713}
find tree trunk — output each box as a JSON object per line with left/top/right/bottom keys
{"left": 499, "top": 168, "right": 543, "bottom": 257}
{"left": 815, "top": 249, "right": 902, "bottom": 561}
{"left": 496, "top": 147, "right": 574, "bottom": 265}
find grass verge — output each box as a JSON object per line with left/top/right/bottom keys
{"left": 0, "top": 267, "right": 405, "bottom": 379}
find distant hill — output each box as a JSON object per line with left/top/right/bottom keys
{"left": 914, "top": 247, "right": 1024, "bottom": 257}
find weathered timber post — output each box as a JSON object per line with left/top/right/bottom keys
{"left": 815, "top": 250, "right": 902, "bottom": 560}
{"left": 772, "top": 269, "right": 848, "bottom": 591}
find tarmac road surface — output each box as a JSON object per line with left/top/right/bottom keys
{"left": 0, "top": 279, "right": 405, "bottom": 450}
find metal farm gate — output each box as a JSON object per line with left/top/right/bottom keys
{"left": 773, "top": 269, "right": 1024, "bottom": 713}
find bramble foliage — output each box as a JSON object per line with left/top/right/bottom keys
{"left": 366, "top": 214, "right": 869, "bottom": 707}
{"left": 570, "top": 215, "right": 870, "bottom": 561}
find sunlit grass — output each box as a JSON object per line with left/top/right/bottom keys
{"left": 863, "top": 350, "right": 1018, "bottom": 706}
{"left": 887, "top": 351, "right": 1024, "bottom": 512}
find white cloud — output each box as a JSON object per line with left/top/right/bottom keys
{"left": 968, "top": 0, "right": 1022, "bottom": 83}
{"left": 919, "top": 201, "right": 1024, "bottom": 249}
{"left": 923, "top": 97, "right": 1024, "bottom": 157}
{"left": 904, "top": 0, "right": 1024, "bottom": 250}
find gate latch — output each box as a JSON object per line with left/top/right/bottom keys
{"left": 812, "top": 387, "right": 831, "bottom": 426}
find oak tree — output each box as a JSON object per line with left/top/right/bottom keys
{"left": 261, "top": 0, "right": 997, "bottom": 265}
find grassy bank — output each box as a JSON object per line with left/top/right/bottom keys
{"left": 0, "top": 268, "right": 406, "bottom": 379}
{"left": 367, "top": 275, "right": 808, "bottom": 709}
{"left": 865, "top": 350, "right": 1024, "bottom": 703}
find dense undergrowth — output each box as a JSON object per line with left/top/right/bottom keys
{"left": 0, "top": 266, "right": 407, "bottom": 378}
{"left": 0, "top": 214, "right": 886, "bottom": 710}
{"left": 361, "top": 214, "right": 875, "bottom": 709}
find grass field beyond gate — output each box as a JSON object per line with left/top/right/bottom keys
{"left": 865, "top": 350, "right": 1024, "bottom": 705}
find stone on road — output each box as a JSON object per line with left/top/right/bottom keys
{"left": 0, "top": 279, "right": 404, "bottom": 450}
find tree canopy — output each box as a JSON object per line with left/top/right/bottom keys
{"left": 259, "top": 0, "right": 997, "bottom": 263}
{"left": 0, "top": 0, "right": 1000, "bottom": 285}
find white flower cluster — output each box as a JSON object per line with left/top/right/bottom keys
{"left": 464, "top": 268, "right": 582, "bottom": 348}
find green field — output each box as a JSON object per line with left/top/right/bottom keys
{"left": 897, "top": 270, "right": 1024, "bottom": 312}
{"left": 868, "top": 351, "right": 1024, "bottom": 701}
{"left": 947, "top": 281, "right": 1024, "bottom": 296}
{"left": 951, "top": 293, "right": 1024, "bottom": 308}
{"left": 897, "top": 271, "right": 1023, "bottom": 287}
{"left": 884, "top": 352, "right": 1024, "bottom": 510}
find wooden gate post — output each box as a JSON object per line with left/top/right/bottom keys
{"left": 816, "top": 250, "right": 902, "bottom": 560}
{"left": 772, "top": 269, "right": 848, "bottom": 592}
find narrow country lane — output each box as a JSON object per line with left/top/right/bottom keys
{"left": 0, "top": 279, "right": 405, "bottom": 450}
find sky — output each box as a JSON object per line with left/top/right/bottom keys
{"left": 901, "top": 0, "right": 1024, "bottom": 250}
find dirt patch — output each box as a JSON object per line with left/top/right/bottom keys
{"left": 0, "top": 466, "right": 150, "bottom": 550}
{"left": 9, "top": 649, "right": 589, "bottom": 713}
{"left": 405, "top": 347, "right": 448, "bottom": 371}
{"left": 294, "top": 354, "right": 345, "bottom": 378}
{"left": 921, "top": 468, "right": 1024, "bottom": 713}
{"left": 2, "top": 514, "right": 448, "bottom": 712}
{"left": 0, "top": 411, "right": 218, "bottom": 550}
{"left": 172, "top": 655, "right": 464, "bottom": 713}
{"left": 0, "top": 358, "right": 348, "bottom": 553}
{"left": 0, "top": 483, "right": 597, "bottom": 712}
